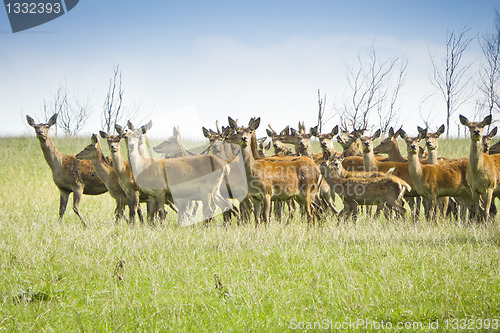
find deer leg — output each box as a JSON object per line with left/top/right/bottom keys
{"left": 252, "top": 198, "right": 262, "bottom": 226}
{"left": 483, "top": 189, "right": 494, "bottom": 222}
{"left": 72, "top": 188, "right": 87, "bottom": 228}
{"left": 58, "top": 189, "right": 71, "bottom": 221}
{"left": 263, "top": 194, "right": 272, "bottom": 226}
{"left": 114, "top": 198, "right": 126, "bottom": 224}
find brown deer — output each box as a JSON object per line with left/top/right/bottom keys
{"left": 76, "top": 134, "right": 127, "bottom": 224}
{"left": 26, "top": 114, "right": 108, "bottom": 226}
{"left": 337, "top": 128, "right": 364, "bottom": 157}
{"left": 310, "top": 125, "right": 339, "bottom": 159}
{"left": 266, "top": 125, "right": 293, "bottom": 156}
{"left": 360, "top": 129, "right": 424, "bottom": 218}
{"left": 483, "top": 127, "right": 499, "bottom": 154}
{"left": 373, "top": 127, "right": 406, "bottom": 162}
{"left": 459, "top": 114, "right": 500, "bottom": 221}
{"left": 223, "top": 117, "right": 321, "bottom": 225}
{"left": 320, "top": 159, "right": 410, "bottom": 220}
{"left": 398, "top": 129, "right": 473, "bottom": 220}
{"left": 99, "top": 130, "right": 145, "bottom": 224}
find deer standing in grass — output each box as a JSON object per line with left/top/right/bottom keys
{"left": 398, "top": 129, "right": 473, "bottom": 220}
{"left": 320, "top": 155, "right": 410, "bottom": 220}
{"left": 223, "top": 117, "right": 320, "bottom": 225}
{"left": 99, "top": 130, "right": 145, "bottom": 224}
{"left": 124, "top": 121, "right": 236, "bottom": 226}
{"left": 26, "top": 114, "right": 107, "bottom": 226}
{"left": 459, "top": 114, "right": 500, "bottom": 221}
{"left": 76, "top": 134, "right": 127, "bottom": 224}
{"left": 361, "top": 129, "right": 423, "bottom": 219}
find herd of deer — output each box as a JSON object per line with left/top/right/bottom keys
{"left": 25, "top": 113, "right": 500, "bottom": 228}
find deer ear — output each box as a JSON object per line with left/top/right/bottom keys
{"left": 418, "top": 128, "right": 428, "bottom": 140}
{"left": 266, "top": 129, "right": 273, "bottom": 137}
{"left": 310, "top": 126, "right": 318, "bottom": 136}
{"left": 91, "top": 134, "right": 98, "bottom": 144}
{"left": 48, "top": 114, "right": 57, "bottom": 127}
{"left": 265, "top": 142, "right": 271, "bottom": 150}
{"left": 437, "top": 124, "right": 445, "bottom": 135}
{"left": 249, "top": 117, "right": 261, "bottom": 130}
{"left": 483, "top": 115, "right": 493, "bottom": 126}
{"left": 127, "top": 120, "right": 135, "bottom": 130}
{"left": 26, "top": 115, "right": 36, "bottom": 127}
{"left": 491, "top": 127, "right": 498, "bottom": 137}
{"left": 373, "top": 129, "right": 381, "bottom": 140}
{"left": 417, "top": 126, "right": 425, "bottom": 135}
{"left": 397, "top": 129, "right": 407, "bottom": 140}
{"left": 332, "top": 125, "right": 339, "bottom": 136}
{"left": 388, "top": 127, "right": 394, "bottom": 137}
{"left": 290, "top": 128, "right": 299, "bottom": 136}
{"left": 459, "top": 115, "right": 469, "bottom": 126}
{"left": 115, "top": 124, "right": 125, "bottom": 136}
{"left": 228, "top": 117, "right": 238, "bottom": 129}
{"left": 142, "top": 120, "right": 153, "bottom": 134}
{"left": 202, "top": 127, "right": 210, "bottom": 138}
{"left": 99, "top": 131, "right": 108, "bottom": 139}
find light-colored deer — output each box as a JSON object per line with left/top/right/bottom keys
{"left": 76, "top": 134, "right": 127, "bottom": 224}
{"left": 459, "top": 114, "right": 500, "bottom": 221}
{"left": 99, "top": 130, "right": 145, "bottom": 224}
{"left": 223, "top": 117, "right": 321, "bottom": 225}
{"left": 398, "top": 129, "right": 473, "bottom": 220}
{"left": 26, "top": 114, "right": 107, "bottom": 226}
{"left": 123, "top": 121, "right": 236, "bottom": 226}
{"left": 153, "top": 127, "right": 203, "bottom": 158}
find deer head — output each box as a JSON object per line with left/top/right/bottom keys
{"left": 459, "top": 114, "right": 492, "bottom": 142}
{"left": 26, "top": 114, "right": 57, "bottom": 141}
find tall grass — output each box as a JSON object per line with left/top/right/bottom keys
{"left": 1, "top": 136, "right": 500, "bottom": 332}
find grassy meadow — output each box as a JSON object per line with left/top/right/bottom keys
{"left": 1, "top": 135, "right": 500, "bottom": 332}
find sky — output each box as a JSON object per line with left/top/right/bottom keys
{"left": 0, "top": 0, "right": 499, "bottom": 139}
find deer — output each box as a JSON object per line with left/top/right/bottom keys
{"left": 26, "top": 114, "right": 107, "bottom": 227}
{"left": 483, "top": 127, "right": 499, "bottom": 154}
{"left": 337, "top": 127, "right": 365, "bottom": 157}
{"left": 279, "top": 124, "right": 339, "bottom": 216}
{"left": 257, "top": 137, "right": 271, "bottom": 157}
{"left": 75, "top": 134, "right": 127, "bottom": 224}
{"left": 320, "top": 157, "right": 410, "bottom": 220}
{"left": 223, "top": 117, "right": 321, "bottom": 225}
{"left": 153, "top": 127, "right": 204, "bottom": 158}
{"left": 310, "top": 125, "right": 339, "bottom": 160}
{"left": 373, "top": 127, "right": 406, "bottom": 162}
{"left": 360, "top": 129, "right": 424, "bottom": 219}
{"left": 398, "top": 129, "right": 473, "bottom": 220}
{"left": 123, "top": 121, "right": 236, "bottom": 226}
{"left": 266, "top": 125, "right": 293, "bottom": 156}
{"left": 459, "top": 114, "right": 500, "bottom": 222}
{"left": 99, "top": 130, "right": 146, "bottom": 224}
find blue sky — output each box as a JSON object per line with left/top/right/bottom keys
{"left": 1, "top": 0, "right": 498, "bottom": 138}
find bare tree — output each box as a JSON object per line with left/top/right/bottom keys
{"left": 430, "top": 26, "right": 474, "bottom": 138}
{"left": 101, "top": 65, "right": 124, "bottom": 134}
{"left": 336, "top": 45, "right": 407, "bottom": 132}
{"left": 478, "top": 8, "right": 500, "bottom": 120}
{"left": 316, "top": 89, "right": 326, "bottom": 133}
{"left": 42, "top": 83, "right": 91, "bottom": 136}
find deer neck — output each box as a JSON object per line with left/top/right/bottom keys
{"left": 38, "top": 134, "right": 63, "bottom": 169}
{"left": 406, "top": 151, "right": 424, "bottom": 184}
{"left": 469, "top": 139, "right": 484, "bottom": 170}
{"left": 91, "top": 147, "right": 113, "bottom": 181}
{"left": 238, "top": 136, "right": 259, "bottom": 178}
{"left": 427, "top": 149, "right": 438, "bottom": 165}
{"left": 344, "top": 142, "right": 361, "bottom": 157}
{"left": 362, "top": 148, "right": 377, "bottom": 171}
{"left": 109, "top": 148, "right": 128, "bottom": 176}
{"left": 388, "top": 141, "right": 405, "bottom": 162}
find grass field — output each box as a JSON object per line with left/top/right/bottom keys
{"left": 1, "top": 135, "right": 500, "bottom": 332}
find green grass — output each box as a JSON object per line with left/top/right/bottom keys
{"left": 1, "top": 136, "right": 500, "bottom": 332}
